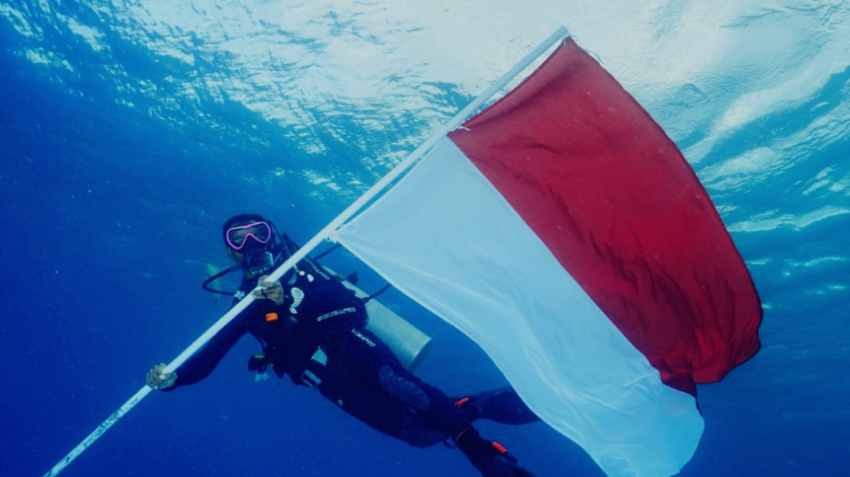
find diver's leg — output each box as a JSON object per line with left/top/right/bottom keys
{"left": 318, "top": 378, "right": 451, "bottom": 448}
{"left": 397, "top": 375, "right": 538, "bottom": 477}
{"left": 350, "top": 330, "right": 537, "bottom": 477}
{"left": 454, "top": 427, "right": 537, "bottom": 477}
{"left": 453, "top": 388, "right": 540, "bottom": 425}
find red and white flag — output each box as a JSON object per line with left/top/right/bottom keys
{"left": 333, "top": 38, "right": 762, "bottom": 477}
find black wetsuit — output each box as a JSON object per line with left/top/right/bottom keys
{"left": 170, "top": 244, "right": 471, "bottom": 447}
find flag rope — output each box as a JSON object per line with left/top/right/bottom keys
{"left": 41, "top": 25, "right": 569, "bottom": 477}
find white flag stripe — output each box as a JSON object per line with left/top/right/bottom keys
{"left": 334, "top": 137, "right": 703, "bottom": 477}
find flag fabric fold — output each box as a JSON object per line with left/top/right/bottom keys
{"left": 332, "top": 37, "right": 761, "bottom": 477}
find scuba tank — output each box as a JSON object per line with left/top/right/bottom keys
{"left": 326, "top": 267, "right": 432, "bottom": 371}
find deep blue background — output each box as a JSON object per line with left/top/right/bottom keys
{"left": 1, "top": 2, "right": 848, "bottom": 477}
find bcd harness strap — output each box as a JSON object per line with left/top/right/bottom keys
{"left": 251, "top": 278, "right": 367, "bottom": 387}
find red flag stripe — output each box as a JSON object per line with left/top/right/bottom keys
{"left": 449, "top": 38, "right": 762, "bottom": 391}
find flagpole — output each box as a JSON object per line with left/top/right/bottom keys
{"left": 41, "top": 25, "right": 570, "bottom": 477}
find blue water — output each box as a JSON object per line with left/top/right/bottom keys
{"left": 1, "top": 1, "right": 848, "bottom": 477}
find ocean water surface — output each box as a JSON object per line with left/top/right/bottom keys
{"left": 1, "top": 1, "right": 848, "bottom": 477}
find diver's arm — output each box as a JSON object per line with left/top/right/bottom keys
{"left": 146, "top": 315, "right": 249, "bottom": 391}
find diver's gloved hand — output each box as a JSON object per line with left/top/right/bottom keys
{"left": 455, "top": 427, "right": 537, "bottom": 477}
{"left": 253, "top": 275, "right": 285, "bottom": 306}
{"left": 146, "top": 362, "right": 177, "bottom": 390}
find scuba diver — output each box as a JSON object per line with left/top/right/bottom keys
{"left": 146, "top": 213, "right": 540, "bottom": 477}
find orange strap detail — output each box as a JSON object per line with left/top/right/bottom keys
{"left": 492, "top": 442, "right": 508, "bottom": 455}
